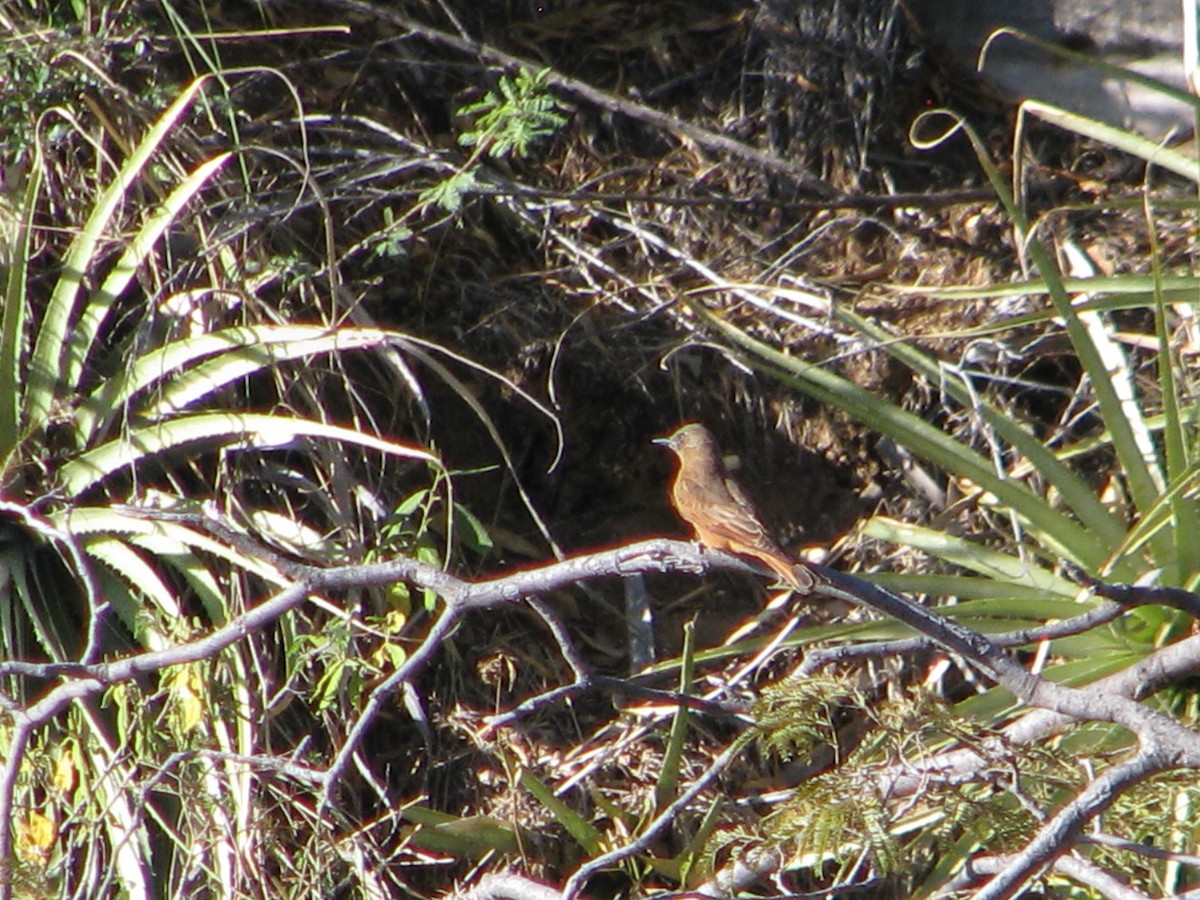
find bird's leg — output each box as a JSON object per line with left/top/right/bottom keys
{"left": 691, "top": 540, "right": 714, "bottom": 572}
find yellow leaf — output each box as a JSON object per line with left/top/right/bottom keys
{"left": 52, "top": 750, "right": 77, "bottom": 794}
{"left": 168, "top": 666, "right": 207, "bottom": 733}
{"left": 18, "top": 810, "right": 56, "bottom": 860}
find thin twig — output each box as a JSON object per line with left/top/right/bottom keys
{"left": 800, "top": 598, "right": 1126, "bottom": 673}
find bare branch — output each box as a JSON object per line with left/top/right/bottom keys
{"left": 560, "top": 740, "right": 744, "bottom": 900}
{"left": 948, "top": 852, "right": 1153, "bottom": 900}
{"left": 874, "top": 631, "right": 1200, "bottom": 800}
{"left": 453, "top": 871, "right": 560, "bottom": 900}
{"left": 800, "top": 598, "right": 1126, "bottom": 672}
{"left": 970, "top": 753, "right": 1162, "bottom": 899}
{"left": 5, "top": 522, "right": 1200, "bottom": 900}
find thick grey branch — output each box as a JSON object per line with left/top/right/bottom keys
{"left": 970, "top": 753, "right": 1161, "bottom": 900}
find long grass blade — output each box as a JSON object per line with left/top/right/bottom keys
{"left": 1022, "top": 101, "right": 1199, "bottom": 181}
{"left": 698, "top": 304, "right": 1115, "bottom": 574}
{"left": 838, "top": 306, "right": 1126, "bottom": 547}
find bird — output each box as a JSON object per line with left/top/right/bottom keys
{"left": 654, "top": 422, "right": 816, "bottom": 592}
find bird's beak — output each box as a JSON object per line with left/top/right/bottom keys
{"left": 652, "top": 436, "right": 671, "bottom": 446}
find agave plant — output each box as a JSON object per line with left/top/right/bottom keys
{"left": 0, "top": 77, "right": 452, "bottom": 897}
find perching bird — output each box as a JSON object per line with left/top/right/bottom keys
{"left": 654, "top": 423, "right": 815, "bottom": 592}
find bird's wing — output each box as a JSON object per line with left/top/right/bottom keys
{"left": 704, "top": 475, "right": 785, "bottom": 554}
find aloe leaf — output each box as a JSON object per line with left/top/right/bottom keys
{"left": 58, "top": 412, "right": 440, "bottom": 497}
{"left": 84, "top": 537, "right": 180, "bottom": 650}
{"left": 66, "top": 152, "right": 232, "bottom": 426}
{"left": 520, "top": 769, "right": 603, "bottom": 854}
{"left": 79, "top": 325, "right": 392, "bottom": 442}
{"left": 865, "top": 573, "right": 1067, "bottom": 603}
{"left": 1148, "top": 214, "right": 1200, "bottom": 579}
{"left": 55, "top": 505, "right": 292, "bottom": 624}
{"left": 1063, "top": 246, "right": 1165, "bottom": 502}
{"left": 55, "top": 505, "right": 290, "bottom": 585}
{"left": 2, "top": 541, "right": 73, "bottom": 662}
{"left": 913, "top": 110, "right": 1168, "bottom": 561}
{"left": 24, "top": 77, "right": 210, "bottom": 438}
{"left": 656, "top": 619, "right": 695, "bottom": 809}
{"left": 863, "top": 517, "right": 1077, "bottom": 594}
{"left": 0, "top": 144, "right": 43, "bottom": 462}
{"left": 971, "top": 111, "right": 1167, "bottom": 530}
{"left": 893, "top": 274, "right": 1200, "bottom": 303}
{"left": 1105, "top": 462, "right": 1200, "bottom": 573}
{"left": 400, "top": 807, "right": 520, "bottom": 857}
